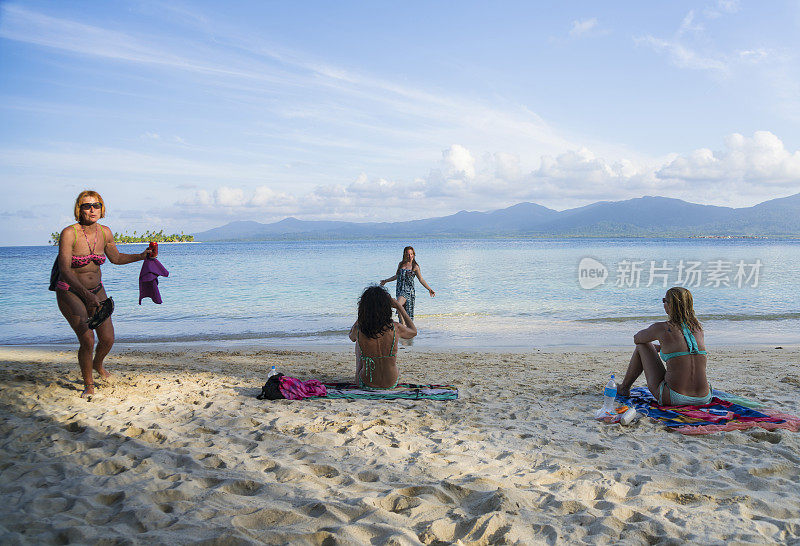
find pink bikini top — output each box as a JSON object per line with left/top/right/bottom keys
{"left": 71, "top": 254, "right": 106, "bottom": 268}
{"left": 70, "top": 224, "right": 107, "bottom": 268}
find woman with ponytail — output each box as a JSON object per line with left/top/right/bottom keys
{"left": 618, "top": 287, "right": 712, "bottom": 406}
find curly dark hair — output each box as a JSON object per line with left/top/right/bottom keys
{"left": 357, "top": 285, "right": 393, "bottom": 339}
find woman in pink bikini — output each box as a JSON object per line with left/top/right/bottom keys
{"left": 51, "top": 190, "right": 151, "bottom": 397}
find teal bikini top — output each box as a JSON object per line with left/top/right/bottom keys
{"left": 358, "top": 325, "right": 397, "bottom": 383}
{"left": 660, "top": 323, "right": 708, "bottom": 362}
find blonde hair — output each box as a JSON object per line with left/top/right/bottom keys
{"left": 665, "top": 286, "right": 702, "bottom": 331}
{"left": 73, "top": 190, "right": 105, "bottom": 221}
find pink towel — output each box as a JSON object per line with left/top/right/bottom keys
{"left": 279, "top": 376, "right": 327, "bottom": 400}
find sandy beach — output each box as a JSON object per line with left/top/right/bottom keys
{"left": 1, "top": 345, "right": 799, "bottom": 544}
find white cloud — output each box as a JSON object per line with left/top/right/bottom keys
{"left": 173, "top": 132, "right": 800, "bottom": 222}
{"left": 636, "top": 35, "right": 729, "bottom": 73}
{"left": 214, "top": 186, "right": 246, "bottom": 207}
{"left": 251, "top": 186, "right": 296, "bottom": 206}
{"left": 442, "top": 144, "right": 475, "bottom": 180}
{"left": 637, "top": 7, "right": 775, "bottom": 75}
{"left": 677, "top": 11, "right": 703, "bottom": 37}
{"left": 705, "top": 0, "right": 740, "bottom": 18}
{"left": 492, "top": 152, "right": 521, "bottom": 180}
{"left": 193, "top": 189, "right": 211, "bottom": 205}
{"left": 180, "top": 185, "right": 297, "bottom": 208}
{"left": 657, "top": 131, "right": 800, "bottom": 185}
{"left": 347, "top": 173, "right": 403, "bottom": 197}
{"left": 569, "top": 18, "right": 598, "bottom": 38}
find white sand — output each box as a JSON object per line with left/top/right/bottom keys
{"left": 1, "top": 345, "right": 799, "bottom": 544}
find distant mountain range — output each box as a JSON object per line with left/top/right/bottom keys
{"left": 193, "top": 193, "right": 800, "bottom": 241}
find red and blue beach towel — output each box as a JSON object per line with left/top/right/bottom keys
{"left": 616, "top": 386, "right": 800, "bottom": 435}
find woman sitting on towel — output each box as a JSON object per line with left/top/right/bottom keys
{"left": 349, "top": 286, "right": 417, "bottom": 388}
{"left": 617, "top": 287, "right": 712, "bottom": 406}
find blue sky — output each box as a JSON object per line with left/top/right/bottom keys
{"left": 2, "top": 0, "right": 800, "bottom": 245}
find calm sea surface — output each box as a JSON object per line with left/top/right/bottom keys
{"left": 2, "top": 238, "right": 799, "bottom": 349}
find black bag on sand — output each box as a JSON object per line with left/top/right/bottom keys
{"left": 257, "top": 373, "right": 285, "bottom": 400}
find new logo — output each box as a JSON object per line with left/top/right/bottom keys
{"left": 578, "top": 257, "right": 608, "bottom": 289}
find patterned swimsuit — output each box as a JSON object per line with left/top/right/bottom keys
{"left": 395, "top": 268, "right": 415, "bottom": 319}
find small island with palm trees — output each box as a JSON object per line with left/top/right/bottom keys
{"left": 49, "top": 229, "right": 195, "bottom": 245}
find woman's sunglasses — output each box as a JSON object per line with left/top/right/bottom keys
{"left": 80, "top": 202, "right": 102, "bottom": 210}
{"left": 662, "top": 298, "right": 667, "bottom": 303}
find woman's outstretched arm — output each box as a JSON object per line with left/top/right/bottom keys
{"left": 379, "top": 273, "right": 397, "bottom": 286}
{"left": 102, "top": 226, "right": 150, "bottom": 265}
{"left": 414, "top": 266, "right": 435, "bottom": 297}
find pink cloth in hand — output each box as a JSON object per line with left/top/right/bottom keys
{"left": 139, "top": 257, "right": 169, "bottom": 304}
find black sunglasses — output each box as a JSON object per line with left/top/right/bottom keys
{"left": 662, "top": 298, "right": 667, "bottom": 303}
{"left": 80, "top": 202, "right": 102, "bottom": 210}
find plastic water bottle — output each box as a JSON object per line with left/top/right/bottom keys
{"left": 266, "top": 365, "right": 277, "bottom": 380}
{"left": 595, "top": 374, "right": 618, "bottom": 418}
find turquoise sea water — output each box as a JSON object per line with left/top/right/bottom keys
{"left": 2, "top": 238, "right": 799, "bottom": 349}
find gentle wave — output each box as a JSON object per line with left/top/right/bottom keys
{"left": 578, "top": 312, "right": 800, "bottom": 323}
{"left": 417, "top": 312, "right": 488, "bottom": 318}
{"left": 113, "top": 328, "right": 350, "bottom": 344}
{"left": 1, "top": 328, "right": 351, "bottom": 346}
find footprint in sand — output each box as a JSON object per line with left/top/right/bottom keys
{"left": 456, "top": 512, "right": 517, "bottom": 544}
{"left": 231, "top": 507, "right": 304, "bottom": 529}
{"left": 31, "top": 494, "right": 69, "bottom": 515}
{"left": 275, "top": 466, "right": 305, "bottom": 483}
{"left": 378, "top": 493, "right": 424, "bottom": 514}
{"left": 356, "top": 470, "right": 379, "bottom": 482}
{"left": 219, "top": 479, "right": 263, "bottom": 496}
{"left": 467, "top": 488, "right": 527, "bottom": 515}
{"left": 748, "top": 462, "right": 794, "bottom": 477}
{"left": 748, "top": 430, "right": 783, "bottom": 444}
{"left": 307, "top": 464, "right": 340, "bottom": 479}
{"left": 95, "top": 491, "right": 125, "bottom": 506}
{"left": 64, "top": 421, "right": 86, "bottom": 433}
{"left": 395, "top": 485, "right": 456, "bottom": 505}
{"left": 92, "top": 460, "right": 129, "bottom": 476}
{"left": 199, "top": 454, "right": 227, "bottom": 469}
{"left": 139, "top": 430, "right": 167, "bottom": 444}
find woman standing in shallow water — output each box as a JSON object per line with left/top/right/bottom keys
{"left": 51, "top": 190, "right": 151, "bottom": 397}
{"left": 379, "top": 246, "right": 435, "bottom": 325}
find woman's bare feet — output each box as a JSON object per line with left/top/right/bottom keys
{"left": 93, "top": 364, "right": 111, "bottom": 380}
{"left": 80, "top": 383, "right": 95, "bottom": 398}
{"left": 617, "top": 383, "right": 631, "bottom": 397}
